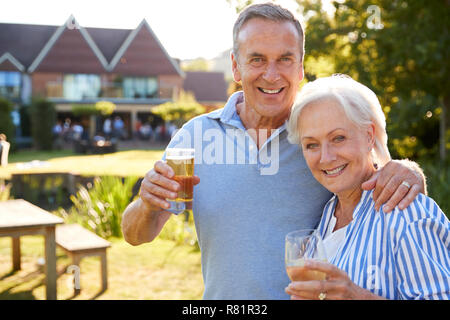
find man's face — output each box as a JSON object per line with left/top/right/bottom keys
{"left": 232, "top": 18, "right": 304, "bottom": 120}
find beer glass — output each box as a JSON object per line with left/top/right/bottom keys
{"left": 165, "top": 148, "right": 195, "bottom": 214}
{"left": 285, "top": 229, "right": 327, "bottom": 281}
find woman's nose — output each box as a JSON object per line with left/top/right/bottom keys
{"left": 320, "top": 144, "right": 337, "bottom": 163}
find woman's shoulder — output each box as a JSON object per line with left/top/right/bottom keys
{"left": 380, "top": 193, "right": 449, "bottom": 234}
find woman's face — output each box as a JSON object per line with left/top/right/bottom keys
{"left": 298, "top": 98, "right": 375, "bottom": 195}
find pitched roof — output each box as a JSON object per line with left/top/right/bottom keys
{"left": 183, "top": 71, "right": 228, "bottom": 103}
{"left": 86, "top": 27, "right": 131, "bottom": 63}
{"left": 110, "top": 20, "right": 183, "bottom": 76}
{"left": 0, "top": 22, "right": 57, "bottom": 67}
{"left": 0, "top": 17, "right": 183, "bottom": 77}
{"left": 28, "top": 16, "right": 109, "bottom": 73}
{"left": 0, "top": 53, "right": 25, "bottom": 71}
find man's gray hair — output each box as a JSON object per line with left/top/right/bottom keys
{"left": 233, "top": 2, "right": 305, "bottom": 60}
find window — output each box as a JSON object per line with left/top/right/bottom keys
{"left": 63, "top": 74, "right": 101, "bottom": 100}
{"left": 123, "top": 77, "right": 158, "bottom": 99}
{"left": 0, "top": 71, "right": 21, "bottom": 99}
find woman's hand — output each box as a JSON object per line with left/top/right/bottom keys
{"left": 284, "top": 260, "right": 385, "bottom": 300}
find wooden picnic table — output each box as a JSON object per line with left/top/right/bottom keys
{"left": 0, "top": 199, "right": 64, "bottom": 300}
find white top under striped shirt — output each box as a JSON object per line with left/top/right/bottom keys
{"left": 316, "top": 189, "right": 450, "bottom": 300}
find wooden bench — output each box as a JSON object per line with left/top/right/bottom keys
{"left": 55, "top": 224, "right": 111, "bottom": 294}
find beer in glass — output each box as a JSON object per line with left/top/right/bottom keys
{"left": 165, "top": 148, "right": 195, "bottom": 213}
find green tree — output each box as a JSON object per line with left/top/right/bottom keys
{"left": 181, "top": 58, "right": 211, "bottom": 71}
{"left": 227, "top": 0, "right": 449, "bottom": 162}
{"left": 152, "top": 90, "right": 206, "bottom": 128}
{"left": 0, "top": 97, "right": 14, "bottom": 146}
{"left": 72, "top": 101, "right": 116, "bottom": 138}
{"left": 299, "top": 0, "right": 450, "bottom": 162}
{"left": 30, "top": 98, "right": 56, "bottom": 150}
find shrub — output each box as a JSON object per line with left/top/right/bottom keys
{"left": 30, "top": 98, "right": 56, "bottom": 150}
{"left": 159, "top": 210, "right": 199, "bottom": 249}
{"left": 0, "top": 179, "right": 12, "bottom": 201}
{"left": 421, "top": 162, "right": 450, "bottom": 218}
{"left": 72, "top": 101, "right": 116, "bottom": 116}
{"left": 55, "top": 175, "right": 199, "bottom": 247}
{"left": 56, "top": 176, "right": 139, "bottom": 238}
{"left": 0, "top": 97, "right": 14, "bottom": 145}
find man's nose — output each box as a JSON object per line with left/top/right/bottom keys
{"left": 262, "top": 61, "right": 281, "bottom": 83}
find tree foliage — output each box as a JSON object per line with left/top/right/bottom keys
{"left": 299, "top": 0, "right": 450, "bottom": 161}
{"left": 30, "top": 98, "right": 56, "bottom": 150}
{"left": 227, "top": 0, "right": 450, "bottom": 162}
{"left": 152, "top": 90, "right": 206, "bottom": 128}
{"left": 72, "top": 100, "right": 116, "bottom": 116}
{"left": 0, "top": 97, "right": 14, "bottom": 145}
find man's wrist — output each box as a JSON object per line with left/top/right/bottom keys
{"left": 396, "top": 159, "right": 427, "bottom": 195}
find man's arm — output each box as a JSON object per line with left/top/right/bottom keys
{"left": 362, "top": 159, "right": 426, "bottom": 212}
{"left": 122, "top": 160, "right": 200, "bottom": 246}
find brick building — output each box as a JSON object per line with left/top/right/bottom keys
{"left": 0, "top": 16, "right": 228, "bottom": 139}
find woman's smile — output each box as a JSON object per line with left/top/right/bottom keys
{"left": 322, "top": 163, "right": 348, "bottom": 177}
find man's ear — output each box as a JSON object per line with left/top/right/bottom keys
{"left": 298, "top": 61, "right": 304, "bottom": 83}
{"left": 231, "top": 52, "right": 241, "bottom": 83}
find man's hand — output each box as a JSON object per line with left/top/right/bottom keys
{"left": 361, "top": 159, "right": 426, "bottom": 212}
{"left": 139, "top": 160, "right": 200, "bottom": 211}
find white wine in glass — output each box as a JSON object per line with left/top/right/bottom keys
{"left": 285, "top": 229, "right": 327, "bottom": 281}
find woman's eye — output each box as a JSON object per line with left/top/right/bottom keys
{"left": 306, "top": 143, "right": 319, "bottom": 149}
{"left": 334, "top": 135, "right": 345, "bottom": 142}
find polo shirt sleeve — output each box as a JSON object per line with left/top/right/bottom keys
{"left": 394, "top": 197, "right": 450, "bottom": 300}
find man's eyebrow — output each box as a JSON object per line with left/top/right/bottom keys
{"left": 281, "top": 51, "right": 295, "bottom": 57}
{"left": 247, "top": 52, "right": 264, "bottom": 58}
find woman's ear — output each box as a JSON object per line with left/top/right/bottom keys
{"left": 367, "top": 123, "right": 376, "bottom": 149}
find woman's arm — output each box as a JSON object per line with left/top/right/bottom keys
{"left": 394, "top": 198, "right": 450, "bottom": 300}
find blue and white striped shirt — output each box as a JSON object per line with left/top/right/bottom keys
{"left": 317, "top": 189, "right": 450, "bottom": 300}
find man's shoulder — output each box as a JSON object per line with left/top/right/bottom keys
{"left": 180, "top": 107, "right": 225, "bottom": 130}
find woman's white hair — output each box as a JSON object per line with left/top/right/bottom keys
{"left": 287, "top": 75, "right": 391, "bottom": 167}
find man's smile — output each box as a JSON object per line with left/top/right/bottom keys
{"left": 258, "top": 87, "right": 285, "bottom": 94}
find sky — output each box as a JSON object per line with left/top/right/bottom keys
{"left": 0, "top": 0, "right": 302, "bottom": 60}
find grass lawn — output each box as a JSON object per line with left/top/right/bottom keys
{"left": 0, "top": 236, "right": 204, "bottom": 300}
{"left": 0, "top": 147, "right": 205, "bottom": 300}
{"left": 0, "top": 149, "right": 165, "bottom": 179}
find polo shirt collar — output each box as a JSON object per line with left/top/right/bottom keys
{"left": 207, "top": 90, "right": 243, "bottom": 125}
{"left": 207, "top": 90, "right": 288, "bottom": 135}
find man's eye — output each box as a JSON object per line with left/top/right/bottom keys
{"left": 249, "top": 58, "right": 264, "bottom": 66}
{"left": 279, "top": 57, "right": 292, "bottom": 64}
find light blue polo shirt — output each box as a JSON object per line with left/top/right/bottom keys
{"left": 165, "top": 91, "right": 332, "bottom": 299}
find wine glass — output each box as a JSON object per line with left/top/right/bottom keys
{"left": 285, "top": 229, "right": 327, "bottom": 281}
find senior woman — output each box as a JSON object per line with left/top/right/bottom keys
{"left": 285, "top": 75, "right": 450, "bottom": 300}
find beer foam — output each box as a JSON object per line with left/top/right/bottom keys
{"left": 166, "top": 155, "right": 194, "bottom": 160}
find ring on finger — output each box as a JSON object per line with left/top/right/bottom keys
{"left": 401, "top": 181, "right": 411, "bottom": 189}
